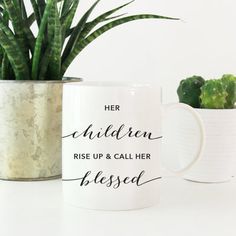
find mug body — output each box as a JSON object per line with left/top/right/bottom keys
{"left": 62, "top": 82, "right": 163, "bottom": 210}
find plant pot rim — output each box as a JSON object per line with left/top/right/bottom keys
{"left": 0, "top": 77, "right": 82, "bottom": 83}
{"left": 194, "top": 108, "right": 236, "bottom": 112}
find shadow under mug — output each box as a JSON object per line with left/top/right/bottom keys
{"left": 62, "top": 82, "right": 205, "bottom": 210}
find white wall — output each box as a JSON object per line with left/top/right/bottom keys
{"left": 27, "top": 0, "right": 236, "bottom": 103}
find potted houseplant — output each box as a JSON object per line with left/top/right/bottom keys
{"left": 0, "top": 0, "right": 177, "bottom": 181}
{"left": 177, "top": 75, "right": 236, "bottom": 183}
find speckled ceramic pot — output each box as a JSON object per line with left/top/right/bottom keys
{"left": 0, "top": 78, "right": 81, "bottom": 181}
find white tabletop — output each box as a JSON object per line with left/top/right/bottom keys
{"left": 0, "top": 177, "right": 235, "bottom": 236}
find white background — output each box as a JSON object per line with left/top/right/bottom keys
{"left": 26, "top": 0, "right": 236, "bottom": 102}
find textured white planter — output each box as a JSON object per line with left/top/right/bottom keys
{"left": 181, "top": 109, "right": 236, "bottom": 183}
{"left": 0, "top": 78, "right": 80, "bottom": 181}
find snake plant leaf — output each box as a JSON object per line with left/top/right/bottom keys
{"left": 30, "top": 0, "right": 41, "bottom": 26}
{"left": 27, "top": 13, "right": 36, "bottom": 26}
{"left": 4, "top": 0, "right": 29, "bottom": 57}
{"left": 1, "top": 53, "right": 10, "bottom": 80}
{"left": 39, "top": 1, "right": 63, "bottom": 80}
{"left": 0, "top": 45, "right": 3, "bottom": 61}
{"left": 2, "top": 8, "right": 9, "bottom": 25}
{"left": 18, "top": 10, "right": 36, "bottom": 54}
{"left": 17, "top": 1, "right": 36, "bottom": 54}
{"left": 38, "top": 0, "right": 46, "bottom": 19}
{"left": 19, "top": 0, "right": 27, "bottom": 19}
{"left": 48, "top": 5, "right": 62, "bottom": 80}
{"left": 47, "top": 2, "right": 56, "bottom": 41}
{"left": 105, "top": 13, "right": 127, "bottom": 21}
{"left": 32, "top": 0, "right": 55, "bottom": 80}
{"left": 0, "top": 17, "right": 29, "bottom": 77}
{"left": 61, "top": 0, "right": 74, "bottom": 17}
{"left": 23, "top": 23, "right": 36, "bottom": 54}
{"left": 64, "top": 13, "right": 127, "bottom": 39}
{"left": 76, "top": 1, "right": 134, "bottom": 46}
{"left": 14, "top": 1, "right": 36, "bottom": 54}
{"left": 61, "top": 14, "right": 178, "bottom": 75}
{"left": 62, "top": 0, "right": 100, "bottom": 62}
{"left": 39, "top": 45, "right": 52, "bottom": 80}
{"left": 0, "top": 30, "right": 29, "bottom": 80}
{"left": 0, "top": 9, "right": 8, "bottom": 76}
{"left": 61, "top": 0, "right": 79, "bottom": 43}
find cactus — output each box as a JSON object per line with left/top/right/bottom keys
{"left": 221, "top": 74, "right": 236, "bottom": 109}
{"left": 177, "top": 76, "right": 205, "bottom": 108}
{"left": 200, "top": 79, "right": 228, "bottom": 109}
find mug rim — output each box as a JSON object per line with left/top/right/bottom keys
{"left": 63, "top": 81, "right": 161, "bottom": 88}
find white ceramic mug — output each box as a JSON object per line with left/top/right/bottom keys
{"left": 62, "top": 82, "right": 205, "bottom": 210}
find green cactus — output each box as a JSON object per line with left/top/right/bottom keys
{"left": 177, "top": 76, "right": 205, "bottom": 108}
{"left": 221, "top": 74, "right": 236, "bottom": 109}
{"left": 200, "top": 79, "right": 228, "bottom": 109}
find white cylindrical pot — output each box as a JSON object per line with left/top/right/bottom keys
{"left": 181, "top": 109, "right": 236, "bottom": 183}
{"left": 0, "top": 78, "right": 80, "bottom": 181}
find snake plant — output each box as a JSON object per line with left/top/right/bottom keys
{"left": 0, "top": 0, "right": 178, "bottom": 80}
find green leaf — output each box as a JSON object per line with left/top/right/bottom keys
{"left": 48, "top": 5, "right": 62, "bottom": 80}
{"left": 17, "top": 3, "right": 36, "bottom": 54}
{"left": 62, "top": 0, "right": 100, "bottom": 62}
{"left": 0, "top": 30, "right": 29, "bottom": 80}
{"left": 47, "top": 2, "right": 56, "bottom": 41}
{"left": 19, "top": 0, "right": 27, "bottom": 20}
{"left": 1, "top": 53, "right": 10, "bottom": 80}
{"left": 61, "top": 0, "right": 74, "bottom": 17}
{"left": 30, "top": 0, "right": 41, "bottom": 27}
{"left": 64, "top": 1, "right": 131, "bottom": 40}
{"left": 27, "top": 13, "right": 36, "bottom": 26}
{"left": 61, "top": 0, "right": 79, "bottom": 43}
{"left": 0, "top": 46, "right": 3, "bottom": 64}
{"left": 78, "top": 1, "right": 133, "bottom": 41}
{"left": 61, "top": 14, "right": 178, "bottom": 75}
{"left": 11, "top": 2, "right": 36, "bottom": 54}
{"left": 38, "top": 45, "right": 52, "bottom": 80}
{"left": 2, "top": 7, "right": 9, "bottom": 25}
{"left": 22, "top": 24, "right": 36, "bottom": 54}
{"left": 4, "top": 0, "right": 29, "bottom": 57}
{"left": 38, "top": 0, "right": 46, "bottom": 19}
{"left": 64, "top": 13, "right": 127, "bottom": 39}
{"left": 39, "top": 2, "right": 63, "bottom": 80}
{"left": 32, "top": 0, "right": 56, "bottom": 80}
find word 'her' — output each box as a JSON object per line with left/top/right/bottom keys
{"left": 104, "top": 105, "right": 120, "bottom": 111}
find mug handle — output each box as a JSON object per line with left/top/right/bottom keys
{"left": 162, "top": 103, "right": 205, "bottom": 175}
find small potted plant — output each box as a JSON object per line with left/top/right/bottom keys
{"left": 177, "top": 74, "right": 236, "bottom": 183}
{"left": 0, "top": 0, "right": 177, "bottom": 181}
